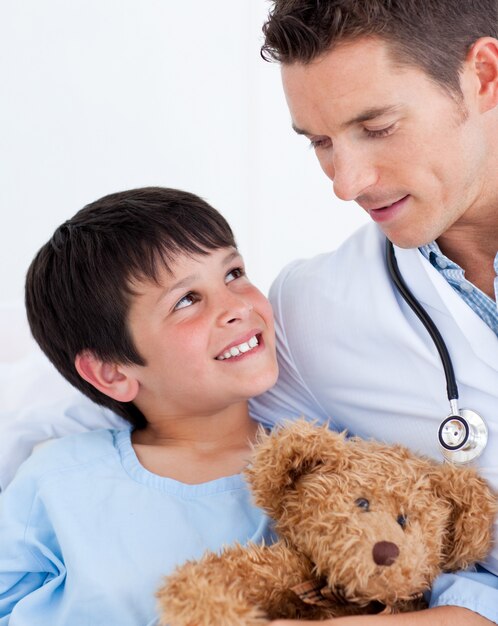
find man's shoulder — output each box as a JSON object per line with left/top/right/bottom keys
{"left": 270, "top": 223, "right": 385, "bottom": 299}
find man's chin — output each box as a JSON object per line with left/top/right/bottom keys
{"left": 380, "top": 226, "right": 434, "bottom": 250}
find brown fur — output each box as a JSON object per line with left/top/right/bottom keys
{"left": 157, "top": 420, "right": 497, "bottom": 625}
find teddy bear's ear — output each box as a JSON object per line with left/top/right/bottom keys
{"left": 245, "top": 419, "right": 348, "bottom": 517}
{"left": 429, "top": 463, "right": 497, "bottom": 571}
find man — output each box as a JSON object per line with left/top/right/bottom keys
{"left": 251, "top": 1, "right": 498, "bottom": 624}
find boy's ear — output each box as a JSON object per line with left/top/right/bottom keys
{"left": 75, "top": 352, "right": 139, "bottom": 402}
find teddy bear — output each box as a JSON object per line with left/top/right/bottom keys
{"left": 157, "top": 419, "right": 497, "bottom": 625}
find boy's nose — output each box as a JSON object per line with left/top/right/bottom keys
{"left": 217, "top": 292, "right": 253, "bottom": 325}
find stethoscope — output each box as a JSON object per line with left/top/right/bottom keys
{"left": 386, "top": 239, "right": 488, "bottom": 465}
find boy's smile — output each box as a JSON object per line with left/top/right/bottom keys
{"left": 122, "top": 247, "right": 278, "bottom": 421}
{"left": 215, "top": 332, "right": 260, "bottom": 360}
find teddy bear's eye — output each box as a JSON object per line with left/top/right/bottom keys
{"left": 355, "top": 498, "right": 370, "bottom": 511}
{"left": 397, "top": 514, "right": 408, "bottom": 528}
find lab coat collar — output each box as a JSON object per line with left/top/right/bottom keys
{"left": 393, "top": 243, "right": 498, "bottom": 370}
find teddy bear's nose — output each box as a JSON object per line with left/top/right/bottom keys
{"left": 372, "top": 541, "right": 400, "bottom": 566}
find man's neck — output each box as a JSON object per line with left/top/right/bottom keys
{"left": 437, "top": 225, "right": 498, "bottom": 299}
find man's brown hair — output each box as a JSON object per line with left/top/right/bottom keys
{"left": 262, "top": 0, "right": 498, "bottom": 97}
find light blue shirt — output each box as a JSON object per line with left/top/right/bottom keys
{"left": 419, "top": 241, "right": 498, "bottom": 335}
{"left": 0, "top": 428, "right": 274, "bottom": 626}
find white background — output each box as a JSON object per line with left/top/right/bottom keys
{"left": 0, "top": 0, "right": 368, "bottom": 309}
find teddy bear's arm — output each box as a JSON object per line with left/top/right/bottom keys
{"left": 157, "top": 540, "right": 327, "bottom": 626}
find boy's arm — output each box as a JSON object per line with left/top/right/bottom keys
{"left": 0, "top": 460, "right": 64, "bottom": 619}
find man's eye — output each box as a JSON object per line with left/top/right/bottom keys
{"left": 225, "top": 267, "right": 245, "bottom": 283}
{"left": 364, "top": 124, "right": 395, "bottom": 139}
{"left": 309, "top": 136, "right": 332, "bottom": 150}
{"left": 174, "top": 293, "right": 197, "bottom": 310}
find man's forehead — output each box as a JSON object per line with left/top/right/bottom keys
{"left": 281, "top": 40, "right": 417, "bottom": 135}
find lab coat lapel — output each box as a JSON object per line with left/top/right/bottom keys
{"left": 393, "top": 244, "right": 498, "bottom": 370}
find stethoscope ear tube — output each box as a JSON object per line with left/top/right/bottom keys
{"left": 385, "top": 239, "right": 488, "bottom": 464}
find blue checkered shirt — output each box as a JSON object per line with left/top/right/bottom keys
{"left": 419, "top": 241, "right": 498, "bottom": 336}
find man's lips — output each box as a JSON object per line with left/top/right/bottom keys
{"left": 363, "top": 195, "right": 410, "bottom": 223}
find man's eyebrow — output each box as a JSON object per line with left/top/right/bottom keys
{"left": 341, "top": 105, "right": 402, "bottom": 128}
{"left": 292, "top": 123, "right": 313, "bottom": 137}
{"left": 291, "top": 105, "right": 402, "bottom": 136}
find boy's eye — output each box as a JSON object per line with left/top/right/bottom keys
{"left": 225, "top": 267, "right": 245, "bottom": 283}
{"left": 174, "top": 293, "right": 197, "bottom": 311}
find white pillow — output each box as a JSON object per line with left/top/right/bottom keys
{"left": 0, "top": 300, "right": 38, "bottom": 363}
{"left": 0, "top": 301, "right": 126, "bottom": 491}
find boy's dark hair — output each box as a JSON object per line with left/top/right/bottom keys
{"left": 261, "top": 0, "right": 498, "bottom": 97}
{"left": 25, "top": 187, "right": 236, "bottom": 429}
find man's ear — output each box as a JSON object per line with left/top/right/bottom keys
{"left": 75, "top": 352, "right": 139, "bottom": 402}
{"left": 466, "top": 37, "right": 498, "bottom": 112}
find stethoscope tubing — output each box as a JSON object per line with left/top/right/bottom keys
{"left": 385, "top": 239, "right": 488, "bottom": 463}
{"left": 385, "top": 238, "right": 459, "bottom": 402}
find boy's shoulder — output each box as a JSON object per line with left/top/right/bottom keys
{"left": 15, "top": 428, "right": 128, "bottom": 488}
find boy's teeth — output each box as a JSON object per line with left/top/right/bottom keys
{"left": 216, "top": 335, "right": 259, "bottom": 360}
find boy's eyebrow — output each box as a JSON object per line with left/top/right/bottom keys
{"left": 221, "top": 249, "right": 242, "bottom": 265}
{"left": 161, "top": 250, "right": 242, "bottom": 298}
{"left": 292, "top": 105, "right": 402, "bottom": 136}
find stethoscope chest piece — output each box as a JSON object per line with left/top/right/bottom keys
{"left": 438, "top": 409, "right": 488, "bottom": 464}
{"left": 386, "top": 239, "right": 489, "bottom": 464}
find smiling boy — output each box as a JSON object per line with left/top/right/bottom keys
{"left": 0, "top": 187, "right": 278, "bottom": 625}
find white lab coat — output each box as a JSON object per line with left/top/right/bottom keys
{"left": 251, "top": 222, "right": 498, "bottom": 575}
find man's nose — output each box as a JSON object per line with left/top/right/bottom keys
{"left": 321, "top": 147, "right": 378, "bottom": 202}
{"left": 217, "top": 291, "right": 253, "bottom": 325}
